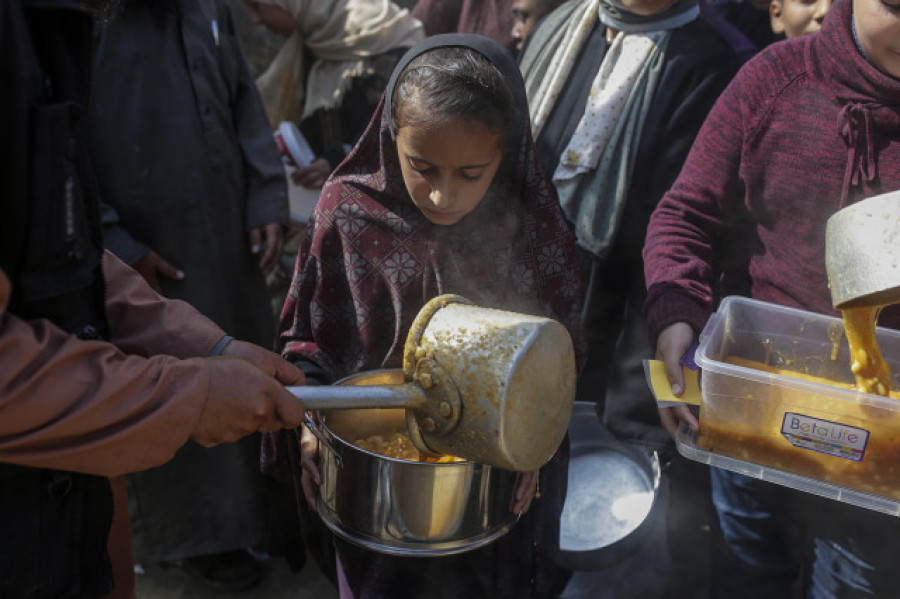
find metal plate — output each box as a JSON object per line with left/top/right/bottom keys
{"left": 557, "top": 402, "right": 662, "bottom": 570}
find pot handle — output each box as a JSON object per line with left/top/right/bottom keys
{"left": 288, "top": 384, "right": 426, "bottom": 410}
{"left": 305, "top": 412, "right": 344, "bottom": 468}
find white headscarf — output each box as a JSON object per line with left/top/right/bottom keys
{"left": 255, "top": 0, "right": 425, "bottom": 126}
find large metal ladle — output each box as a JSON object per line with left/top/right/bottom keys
{"left": 826, "top": 191, "right": 900, "bottom": 309}
{"left": 287, "top": 295, "right": 577, "bottom": 472}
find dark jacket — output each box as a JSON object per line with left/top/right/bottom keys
{"left": 88, "top": 0, "right": 287, "bottom": 348}
{"left": 0, "top": 1, "right": 114, "bottom": 596}
{"left": 524, "top": 12, "right": 738, "bottom": 450}
{"left": 86, "top": 0, "right": 288, "bottom": 561}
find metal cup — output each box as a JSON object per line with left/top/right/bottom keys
{"left": 289, "top": 295, "right": 577, "bottom": 472}
{"left": 826, "top": 191, "right": 900, "bottom": 308}
{"left": 402, "top": 295, "right": 577, "bottom": 472}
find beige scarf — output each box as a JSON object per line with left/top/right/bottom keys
{"left": 520, "top": 0, "right": 688, "bottom": 258}
{"left": 554, "top": 30, "right": 664, "bottom": 181}
{"left": 255, "top": 0, "right": 424, "bottom": 126}
{"left": 526, "top": 0, "right": 601, "bottom": 141}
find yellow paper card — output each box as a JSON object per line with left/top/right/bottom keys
{"left": 642, "top": 360, "right": 702, "bottom": 406}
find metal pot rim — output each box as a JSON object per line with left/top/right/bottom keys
{"left": 315, "top": 369, "right": 477, "bottom": 466}
{"left": 314, "top": 409, "right": 478, "bottom": 466}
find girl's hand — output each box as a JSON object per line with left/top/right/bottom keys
{"left": 299, "top": 423, "right": 321, "bottom": 510}
{"left": 655, "top": 322, "right": 699, "bottom": 438}
{"left": 511, "top": 470, "right": 539, "bottom": 515}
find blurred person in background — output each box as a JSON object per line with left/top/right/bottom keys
{"left": 510, "top": 0, "right": 565, "bottom": 54}
{"left": 519, "top": 0, "right": 739, "bottom": 596}
{"left": 768, "top": 0, "right": 831, "bottom": 38}
{"left": 88, "top": 0, "right": 296, "bottom": 590}
{"left": 705, "top": 0, "right": 781, "bottom": 50}
{"left": 412, "top": 0, "right": 518, "bottom": 55}
{"left": 245, "top": 0, "right": 424, "bottom": 190}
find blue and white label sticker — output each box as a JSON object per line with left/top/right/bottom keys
{"left": 781, "top": 412, "right": 869, "bottom": 462}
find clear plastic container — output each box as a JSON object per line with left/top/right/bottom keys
{"left": 680, "top": 296, "right": 900, "bottom": 515}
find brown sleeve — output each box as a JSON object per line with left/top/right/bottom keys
{"left": 103, "top": 250, "right": 226, "bottom": 358}
{"left": 0, "top": 264, "right": 210, "bottom": 477}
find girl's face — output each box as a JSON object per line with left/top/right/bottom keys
{"left": 396, "top": 116, "right": 504, "bottom": 226}
{"left": 853, "top": 0, "right": 900, "bottom": 79}
{"left": 243, "top": 1, "right": 296, "bottom": 37}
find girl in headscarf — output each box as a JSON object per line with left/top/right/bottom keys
{"left": 245, "top": 0, "right": 424, "bottom": 186}
{"left": 274, "top": 33, "right": 582, "bottom": 598}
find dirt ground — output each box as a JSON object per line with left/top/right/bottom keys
{"left": 134, "top": 461, "right": 711, "bottom": 599}
{"left": 135, "top": 554, "right": 338, "bottom": 599}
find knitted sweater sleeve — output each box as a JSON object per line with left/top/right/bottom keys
{"left": 642, "top": 55, "right": 758, "bottom": 346}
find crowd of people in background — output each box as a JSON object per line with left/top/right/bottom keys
{"left": 5, "top": 0, "right": 900, "bottom": 598}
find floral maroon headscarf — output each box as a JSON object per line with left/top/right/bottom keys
{"left": 277, "top": 34, "right": 582, "bottom": 380}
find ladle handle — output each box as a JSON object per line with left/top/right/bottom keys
{"left": 286, "top": 384, "right": 425, "bottom": 410}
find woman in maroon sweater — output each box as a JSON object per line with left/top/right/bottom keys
{"left": 643, "top": 0, "right": 900, "bottom": 596}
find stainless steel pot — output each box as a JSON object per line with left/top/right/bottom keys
{"left": 309, "top": 369, "right": 520, "bottom": 556}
